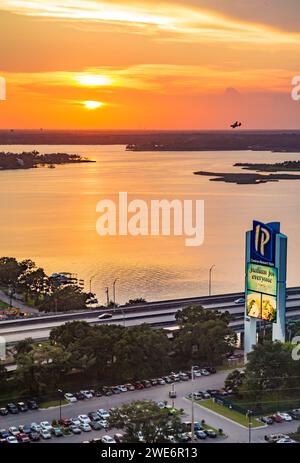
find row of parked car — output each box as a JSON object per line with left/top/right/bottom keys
{"left": 0, "top": 400, "right": 39, "bottom": 417}
{"left": 261, "top": 409, "right": 300, "bottom": 425}
{"left": 265, "top": 433, "right": 298, "bottom": 444}
{"left": 0, "top": 408, "right": 113, "bottom": 443}
{"left": 63, "top": 367, "right": 216, "bottom": 403}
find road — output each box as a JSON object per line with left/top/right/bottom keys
{"left": 0, "top": 371, "right": 298, "bottom": 443}
{"left": 2, "top": 291, "right": 300, "bottom": 345}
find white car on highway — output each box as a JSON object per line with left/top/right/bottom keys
{"left": 64, "top": 393, "right": 77, "bottom": 403}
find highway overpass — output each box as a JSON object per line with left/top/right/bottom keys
{"left": 1, "top": 287, "right": 300, "bottom": 345}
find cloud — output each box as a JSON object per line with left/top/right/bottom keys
{"left": 1, "top": 0, "right": 300, "bottom": 45}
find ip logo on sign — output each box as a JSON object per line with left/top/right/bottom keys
{"left": 0, "top": 77, "right": 6, "bottom": 101}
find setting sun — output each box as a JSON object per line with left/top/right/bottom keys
{"left": 83, "top": 101, "right": 104, "bottom": 110}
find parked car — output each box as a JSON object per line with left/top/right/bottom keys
{"left": 58, "top": 418, "right": 72, "bottom": 428}
{"left": 290, "top": 409, "right": 300, "bottom": 420}
{"left": 270, "top": 414, "right": 283, "bottom": 423}
{"left": 40, "top": 429, "right": 52, "bottom": 440}
{"left": 40, "top": 421, "right": 53, "bottom": 432}
{"left": 31, "top": 423, "right": 42, "bottom": 433}
{"left": 94, "top": 390, "right": 103, "bottom": 397}
{"left": 264, "top": 433, "right": 289, "bottom": 443}
{"left": 29, "top": 432, "right": 40, "bottom": 441}
{"left": 178, "top": 433, "right": 191, "bottom": 442}
{"left": 17, "top": 433, "right": 30, "bottom": 443}
{"left": 196, "top": 430, "right": 207, "bottom": 440}
{"left": 189, "top": 392, "right": 202, "bottom": 400}
{"left": 199, "top": 390, "right": 211, "bottom": 399}
{"left": 205, "top": 429, "right": 217, "bottom": 438}
{"left": 0, "top": 407, "right": 8, "bottom": 416}
{"left": 101, "top": 386, "right": 113, "bottom": 396}
{"left": 99, "top": 420, "right": 109, "bottom": 429}
{"left": 142, "top": 380, "right": 152, "bottom": 388}
{"left": 151, "top": 379, "right": 158, "bottom": 386}
{"left": 69, "top": 425, "right": 81, "bottom": 434}
{"left": 81, "top": 423, "right": 92, "bottom": 432}
{"left": 114, "top": 433, "right": 124, "bottom": 443}
{"left": 170, "top": 373, "right": 181, "bottom": 382}
{"left": 261, "top": 417, "right": 274, "bottom": 425}
{"left": 74, "top": 392, "right": 85, "bottom": 401}
{"left": 88, "top": 412, "right": 100, "bottom": 422}
{"left": 90, "top": 421, "right": 102, "bottom": 430}
{"left": 80, "top": 390, "right": 93, "bottom": 399}
{"left": 71, "top": 418, "right": 81, "bottom": 427}
{"left": 118, "top": 385, "right": 128, "bottom": 392}
{"left": 163, "top": 376, "right": 173, "bottom": 384}
{"left": 0, "top": 429, "right": 9, "bottom": 439}
{"left": 6, "top": 436, "right": 18, "bottom": 443}
{"left": 97, "top": 409, "right": 110, "bottom": 420}
{"left": 124, "top": 383, "right": 135, "bottom": 391}
{"left": 27, "top": 399, "right": 39, "bottom": 410}
{"left": 169, "top": 390, "right": 177, "bottom": 399}
{"left": 7, "top": 403, "right": 19, "bottom": 414}
{"left": 64, "top": 393, "right": 77, "bottom": 403}
{"left": 276, "top": 438, "right": 296, "bottom": 444}
{"left": 9, "top": 426, "right": 19, "bottom": 436}
{"left": 17, "top": 402, "right": 28, "bottom": 412}
{"left": 277, "top": 412, "right": 292, "bottom": 422}
{"left": 133, "top": 382, "right": 144, "bottom": 390}
{"left": 19, "top": 425, "right": 31, "bottom": 434}
{"left": 52, "top": 427, "right": 63, "bottom": 437}
{"left": 111, "top": 386, "right": 121, "bottom": 394}
{"left": 157, "top": 378, "right": 166, "bottom": 385}
{"left": 101, "top": 435, "right": 116, "bottom": 443}
{"left": 78, "top": 414, "right": 91, "bottom": 424}
{"left": 200, "top": 369, "right": 210, "bottom": 376}
{"left": 179, "top": 372, "right": 189, "bottom": 381}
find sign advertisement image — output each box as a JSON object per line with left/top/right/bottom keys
{"left": 246, "top": 263, "right": 278, "bottom": 322}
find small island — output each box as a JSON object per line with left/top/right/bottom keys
{"left": 234, "top": 161, "right": 300, "bottom": 172}
{"left": 194, "top": 171, "right": 300, "bottom": 184}
{"left": 0, "top": 151, "right": 95, "bottom": 170}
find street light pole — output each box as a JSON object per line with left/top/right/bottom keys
{"left": 209, "top": 265, "right": 215, "bottom": 296}
{"left": 89, "top": 275, "right": 96, "bottom": 294}
{"left": 191, "top": 366, "right": 195, "bottom": 443}
{"left": 247, "top": 410, "right": 252, "bottom": 444}
{"left": 58, "top": 389, "right": 63, "bottom": 422}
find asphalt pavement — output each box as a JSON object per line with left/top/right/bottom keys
{"left": 0, "top": 371, "right": 298, "bottom": 443}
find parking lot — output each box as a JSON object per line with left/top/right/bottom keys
{"left": 0, "top": 370, "right": 299, "bottom": 443}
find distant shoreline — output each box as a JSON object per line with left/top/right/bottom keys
{"left": 2, "top": 130, "right": 300, "bottom": 152}
{"left": 0, "top": 151, "right": 95, "bottom": 170}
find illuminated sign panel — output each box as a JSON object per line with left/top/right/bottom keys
{"left": 246, "top": 263, "right": 277, "bottom": 322}
{"left": 251, "top": 220, "right": 275, "bottom": 264}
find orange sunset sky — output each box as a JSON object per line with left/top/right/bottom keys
{"left": 0, "top": 0, "right": 300, "bottom": 129}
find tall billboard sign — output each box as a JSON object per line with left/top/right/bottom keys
{"left": 244, "top": 221, "right": 287, "bottom": 360}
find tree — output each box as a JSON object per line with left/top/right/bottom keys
{"left": 15, "top": 343, "right": 71, "bottom": 395}
{"left": 109, "top": 401, "right": 184, "bottom": 443}
{"left": 0, "top": 363, "right": 7, "bottom": 384}
{"left": 38, "top": 285, "right": 93, "bottom": 312}
{"left": 176, "top": 305, "right": 231, "bottom": 326}
{"left": 173, "top": 306, "right": 236, "bottom": 368}
{"left": 0, "top": 257, "right": 21, "bottom": 285}
{"left": 241, "top": 341, "right": 299, "bottom": 400}
{"left": 14, "top": 338, "right": 34, "bottom": 358}
{"left": 114, "top": 324, "right": 171, "bottom": 381}
{"left": 225, "top": 369, "right": 245, "bottom": 393}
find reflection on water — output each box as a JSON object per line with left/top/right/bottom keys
{"left": 0, "top": 145, "right": 300, "bottom": 304}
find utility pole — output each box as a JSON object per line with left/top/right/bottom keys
{"left": 105, "top": 287, "right": 109, "bottom": 307}
{"left": 113, "top": 279, "right": 118, "bottom": 308}
{"left": 89, "top": 275, "right": 96, "bottom": 294}
{"left": 209, "top": 265, "right": 215, "bottom": 296}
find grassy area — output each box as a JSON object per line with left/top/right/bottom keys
{"left": 198, "top": 399, "right": 264, "bottom": 428}
{"left": 0, "top": 300, "right": 9, "bottom": 309}
{"left": 39, "top": 399, "right": 69, "bottom": 409}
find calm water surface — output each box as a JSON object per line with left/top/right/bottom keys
{"left": 1, "top": 145, "right": 300, "bottom": 304}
